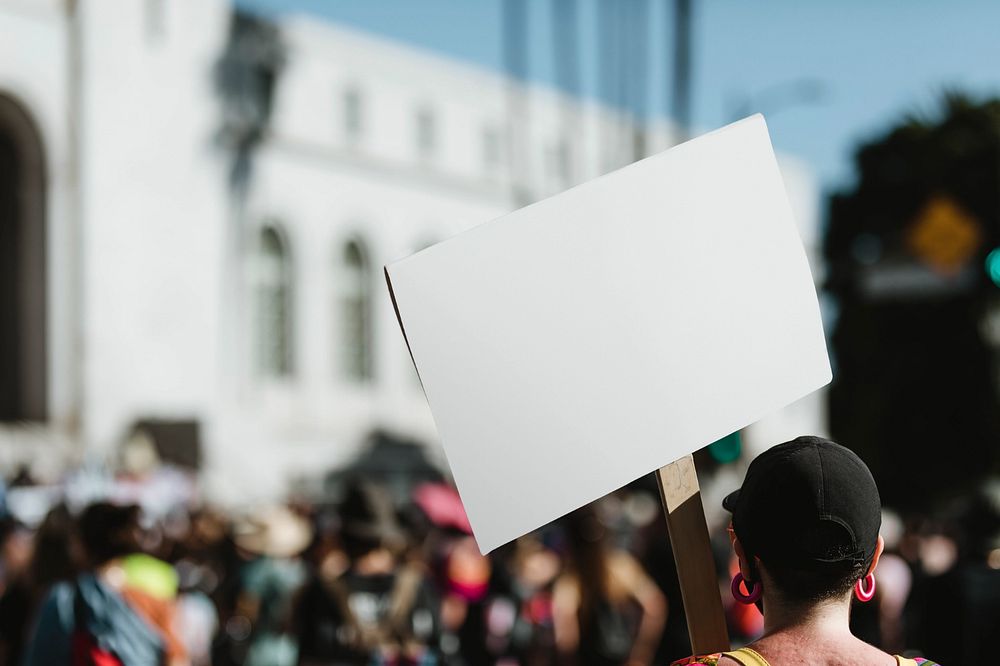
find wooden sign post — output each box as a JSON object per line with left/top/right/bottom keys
{"left": 383, "top": 117, "right": 830, "bottom": 656}
{"left": 657, "top": 454, "right": 730, "bottom": 654}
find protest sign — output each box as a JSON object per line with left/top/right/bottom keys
{"left": 385, "top": 115, "right": 830, "bottom": 648}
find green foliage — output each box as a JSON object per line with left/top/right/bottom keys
{"left": 827, "top": 94, "right": 1000, "bottom": 287}
{"left": 824, "top": 94, "right": 1000, "bottom": 512}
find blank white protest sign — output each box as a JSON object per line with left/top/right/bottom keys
{"left": 386, "top": 115, "right": 831, "bottom": 553}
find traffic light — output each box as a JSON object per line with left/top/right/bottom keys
{"left": 986, "top": 248, "right": 1000, "bottom": 287}
{"left": 708, "top": 431, "right": 741, "bottom": 464}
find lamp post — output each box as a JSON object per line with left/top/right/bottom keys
{"left": 729, "top": 77, "right": 828, "bottom": 122}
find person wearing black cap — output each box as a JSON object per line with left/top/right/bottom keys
{"left": 672, "top": 436, "right": 940, "bottom": 666}
{"left": 295, "top": 480, "right": 441, "bottom": 666}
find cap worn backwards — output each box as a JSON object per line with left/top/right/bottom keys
{"left": 723, "top": 435, "right": 881, "bottom": 569}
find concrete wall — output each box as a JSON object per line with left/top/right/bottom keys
{"left": 78, "top": 0, "right": 229, "bottom": 454}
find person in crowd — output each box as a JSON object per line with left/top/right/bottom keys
{"left": 553, "top": 502, "right": 666, "bottom": 666}
{"left": 171, "top": 509, "right": 225, "bottom": 666}
{"left": 295, "top": 479, "right": 440, "bottom": 666}
{"left": 23, "top": 501, "right": 189, "bottom": 666}
{"left": 905, "top": 479, "right": 1000, "bottom": 664}
{"left": 223, "top": 505, "right": 310, "bottom": 666}
{"left": 0, "top": 502, "right": 82, "bottom": 665}
{"left": 673, "top": 436, "right": 939, "bottom": 666}
{"left": 859, "top": 510, "right": 911, "bottom": 654}
{"left": 409, "top": 482, "right": 493, "bottom": 665}
{"left": 28, "top": 503, "right": 80, "bottom": 593}
{"left": 0, "top": 517, "right": 34, "bottom": 664}
{"left": 481, "top": 532, "right": 563, "bottom": 666}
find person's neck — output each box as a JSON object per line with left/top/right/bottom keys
{"left": 761, "top": 593, "right": 853, "bottom": 639}
{"left": 752, "top": 593, "right": 896, "bottom": 666}
{"left": 93, "top": 559, "right": 128, "bottom": 590}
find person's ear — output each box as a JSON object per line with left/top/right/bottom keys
{"left": 733, "top": 536, "right": 754, "bottom": 582}
{"left": 866, "top": 535, "right": 885, "bottom": 577}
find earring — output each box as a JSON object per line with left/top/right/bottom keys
{"left": 854, "top": 573, "right": 876, "bottom": 602}
{"left": 731, "top": 572, "right": 762, "bottom": 605}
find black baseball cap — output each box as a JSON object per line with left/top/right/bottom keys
{"left": 723, "top": 436, "right": 881, "bottom": 568}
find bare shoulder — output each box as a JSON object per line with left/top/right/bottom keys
{"left": 608, "top": 549, "right": 647, "bottom": 583}
{"left": 746, "top": 635, "right": 898, "bottom": 665}
{"left": 669, "top": 654, "right": 722, "bottom": 665}
{"left": 552, "top": 572, "right": 581, "bottom": 605}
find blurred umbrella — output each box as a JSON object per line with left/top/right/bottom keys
{"left": 413, "top": 482, "right": 472, "bottom": 535}
{"left": 324, "top": 430, "right": 444, "bottom": 507}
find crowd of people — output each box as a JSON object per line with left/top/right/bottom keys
{"left": 0, "top": 445, "right": 996, "bottom": 665}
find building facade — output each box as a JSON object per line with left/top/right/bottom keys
{"left": 0, "top": 0, "right": 821, "bottom": 503}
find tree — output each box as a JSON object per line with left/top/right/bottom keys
{"left": 825, "top": 95, "right": 1000, "bottom": 511}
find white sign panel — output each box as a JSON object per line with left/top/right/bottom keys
{"left": 386, "top": 115, "right": 831, "bottom": 553}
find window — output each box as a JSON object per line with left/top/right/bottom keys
{"left": 250, "top": 226, "right": 292, "bottom": 378}
{"left": 145, "top": 0, "right": 166, "bottom": 42}
{"left": 416, "top": 107, "right": 437, "bottom": 159}
{"left": 339, "top": 238, "right": 373, "bottom": 382}
{"left": 483, "top": 126, "right": 502, "bottom": 171}
{"left": 343, "top": 86, "right": 363, "bottom": 140}
{"left": 549, "top": 137, "right": 572, "bottom": 188}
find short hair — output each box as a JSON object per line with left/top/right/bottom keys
{"left": 78, "top": 502, "right": 140, "bottom": 566}
{"left": 755, "top": 552, "right": 869, "bottom": 604}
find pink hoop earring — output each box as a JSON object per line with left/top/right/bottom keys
{"left": 731, "top": 572, "right": 762, "bottom": 605}
{"left": 854, "top": 573, "right": 876, "bottom": 602}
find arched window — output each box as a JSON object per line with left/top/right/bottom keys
{"left": 0, "top": 94, "right": 47, "bottom": 422}
{"left": 251, "top": 225, "right": 292, "bottom": 378}
{"left": 342, "top": 85, "right": 363, "bottom": 141}
{"left": 415, "top": 106, "right": 437, "bottom": 160}
{"left": 339, "top": 238, "right": 373, "bottom": 382}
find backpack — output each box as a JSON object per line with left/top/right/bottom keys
{"left": 71, "top": 583, "right": 125, "bottom": 666}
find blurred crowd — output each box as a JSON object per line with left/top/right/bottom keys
{"left": 0, "top": 451, "right": 997, "bottom": 666}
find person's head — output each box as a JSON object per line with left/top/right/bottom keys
{"left": 724, "top": 436, "right": 884, "bottom": 608}
{"left": 338, "top": 479, "right": 404, "bottom": 561}
{"left": 29, "top": 503, "right": 79, "bottom": 590}
{"left": 563, "top": 502, "right": 608, "bottom": 559}
{"left": 77, "top": 502, "right": 142, "bottom": 567}
{"left": 232, "top": 505, "right": 312, "bottom": 560}
{"left": 0, "top": 518, "right": 33, "bottom": 581}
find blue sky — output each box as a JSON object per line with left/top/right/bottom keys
{"left": 236, "top": 0, "right": 1000, "bottom": 195}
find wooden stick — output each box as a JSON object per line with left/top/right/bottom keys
{"left": 656, "top": 454, "right": 730, "bottom": 654}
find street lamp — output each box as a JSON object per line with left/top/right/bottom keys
{"left": 729, "top": 78, "right": 828, "bottom": 122}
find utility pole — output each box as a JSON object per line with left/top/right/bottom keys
{"left": 65, "top": 0, "right": 85, "bottom": 441}
{"left": 627, "top": 0, "right": 650, "bottom": 159}
{"left": 552, "top": 0, "right": 580, "bottom": 185}
{"left": 503, "top": 0, "right": 531, "bottom": 205}
{"left": 671, "top": 0, "right": 692, "bottom": 141}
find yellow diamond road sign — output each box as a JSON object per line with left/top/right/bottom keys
{"left": 907, "top": 196, "right": 982, "bottom": 275}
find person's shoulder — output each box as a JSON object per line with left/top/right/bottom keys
{"left": 671, "top": 654, "right": 723, "bottom": 665}
{"left": 608, "top": 549, "right": 649, "bottom": 584}
{"left": 892, "top": 656, "right": 941, "bottom": 665}
{"left": 672, "top": 652, "right": 756, "bottom": 666}
{"left": 608, "top": 548, "right": 641, "bottom": 570}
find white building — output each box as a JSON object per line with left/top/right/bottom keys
{"left": 0, "top": 0, "right": 822, "bottom": 504}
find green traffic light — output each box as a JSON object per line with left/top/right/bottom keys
{"left": 708, "top": 431, "right": 742, "bottom": 464}
{"left": 987, "top": 248, "right": 1000, "bottom": 287}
